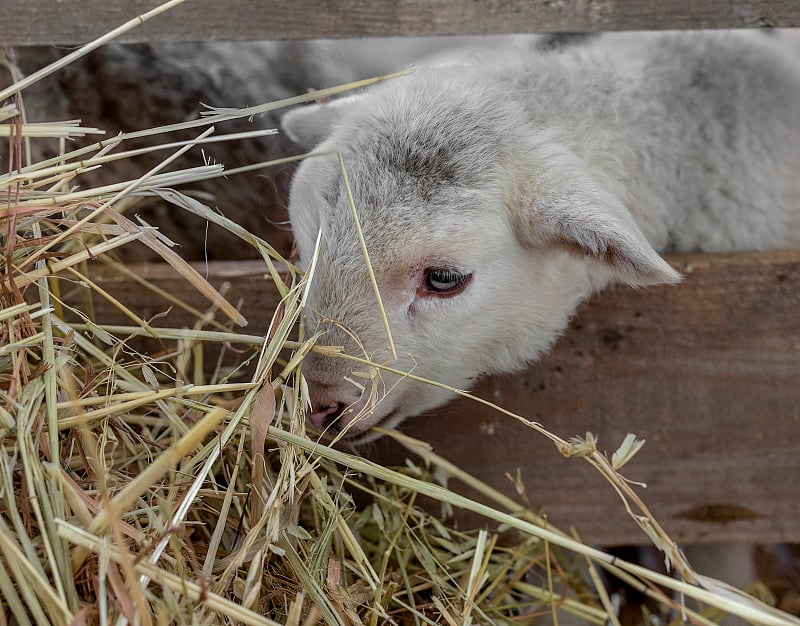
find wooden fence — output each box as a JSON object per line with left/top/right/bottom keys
{"left": 80, "top": 250, "right": 800, "bottom": 545}
{"left": 4, "top": 0, "right": 799, "bottom": 545}
{"left": 2, "top": 0, "right": 800, "bottom": 46}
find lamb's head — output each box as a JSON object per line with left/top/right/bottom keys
{"left": 283, "top": 69, "right": 679, "bottom": 441}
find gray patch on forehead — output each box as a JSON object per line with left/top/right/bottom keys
{"left": 372, "top": 129, "right": 466, "bottom": 185}
{"left": 348, "top": 84, "right": 504, "bottom": 180}
{"left": 346, "top": 129, "right": 497, "bottom": 217}
{"left": 319, "top": 75, "right": 512, "bottom": 252}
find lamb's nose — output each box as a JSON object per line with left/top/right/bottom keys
{"left": 307, "top": 402, "right": 345, "bottom": 430}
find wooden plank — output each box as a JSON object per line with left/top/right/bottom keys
{"left": 2, "top": 0, "right": 799, "bottom": 47}
{"left": 373, "top": 250, "right": 800, "bottom": 546}
{"left": 76, "top": 249, "right": 800, "bottom": 545}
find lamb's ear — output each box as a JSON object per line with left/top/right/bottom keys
{"left": 281, "top": 95, "right": 364, "bottom": 150}
{"left": 517, "top": 161, "right": 681, "bottom": 287}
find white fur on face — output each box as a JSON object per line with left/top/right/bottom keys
{"left": 285, "top": 31, "right": 800, "bottom": 438}
{"left": 287, "top": 115, "right": 638, "bottom": 437}
{"left": 295, "top": 176, "right": 596, "bottom": 438}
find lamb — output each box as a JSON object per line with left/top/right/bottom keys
{"left": 282, "top": 30, "right": 800, "bottom": 441}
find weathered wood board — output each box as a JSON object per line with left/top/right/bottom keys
{"left": 78, "top": 249, "right": 800, "bottom": 545}
{"left": 372, "top": 251, "right": 800, "bottom": 546}
{"left": 2, "top": 0, "right": 799, "bottom": 47}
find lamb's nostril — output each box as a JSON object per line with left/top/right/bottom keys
{"left": 307, "top": 402, "right": 345, "bottom": 430}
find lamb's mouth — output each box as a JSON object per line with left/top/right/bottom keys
{"left": 342, "top": 408, "right": 401, "bottom": 444}
{"left": 313, "top": 408, "right": 403, "bottom": 447}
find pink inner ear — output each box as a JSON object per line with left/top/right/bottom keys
{"left": 554, "top": 234, "right": 640, "bottom": 274}
{"left": 552, "top": 233, "right": 680, "bottom": 286}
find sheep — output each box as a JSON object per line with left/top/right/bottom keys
{"left": 282, "top": 30, "right": 800, "bottom": 442}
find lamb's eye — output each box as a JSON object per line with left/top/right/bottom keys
{"left": 423, "top": 267, "right": 472, "bottom": 296}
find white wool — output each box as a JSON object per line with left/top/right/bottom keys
{"left": 283, "top": 31, "right": 800, "bottom": 439}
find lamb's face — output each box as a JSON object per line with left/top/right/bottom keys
{"left": 289, "top": 148, "right": 559, "bottom": 440}
{"left": 284, "top": 71, "right": 678, "bottom": 440}
{"left": 291, "top": 156, "right": 490, "bottom": 434}
{"left": 287, "top": 96, "right": 583, "bottom": 440}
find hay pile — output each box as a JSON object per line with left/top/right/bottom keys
{"left": 1, "top": 4, "right": 798, "bottom": 625}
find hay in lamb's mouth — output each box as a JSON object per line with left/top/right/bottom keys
{"left": 344, "top": 408, "right": 400, "bottom": 444}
